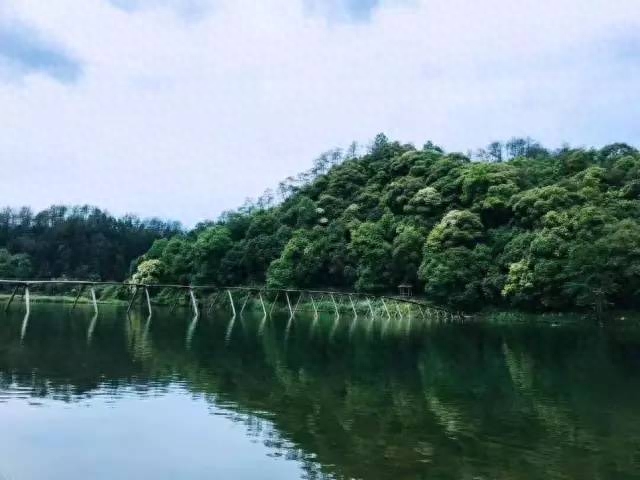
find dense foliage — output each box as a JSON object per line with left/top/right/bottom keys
{"left": 0, "top": 205, "right": 181, "bottom": 281}
{"left": 117, "top": 137, "right": 640, "bottom": 310}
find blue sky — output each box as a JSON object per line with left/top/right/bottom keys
{"left": 0, "top": 0, "right": 639, "bottom": 225}
{"left": 0, "top": 23, "right": 82, "bottom": 83}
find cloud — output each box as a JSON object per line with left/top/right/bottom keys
{"left": 0, "top": 22, "right": 82, "bottom": 83}
{"left": 304, "top": 0, "right": 382, "bottom": 21}
{"left": 106, "top": 0, "right": 386, "bottom": 22}
{"left": 1, "top": 0, "right": 639, "bottom": 225}
{"left": 106, "top": 0, "right": 213, "bottom": 20}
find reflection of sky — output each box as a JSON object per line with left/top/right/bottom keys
{"left": 0, "top": 389, "right": 307, "bottom": 480}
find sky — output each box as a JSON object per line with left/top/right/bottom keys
{"left": 1, "top": 0, "right": 639, "bottom": 226}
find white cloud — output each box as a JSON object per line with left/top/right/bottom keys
{"left": 0, "top": 0, "right": 639, "bottom": 225}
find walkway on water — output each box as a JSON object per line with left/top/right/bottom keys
{"left": 0, "top": 279, "right": 463, "bottom": 323}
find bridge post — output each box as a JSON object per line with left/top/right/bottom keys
{"left": 190, "top": 289, "right": 199, "bottom": 319}
{"left": 330, "top": 294, "right": 339, "bottom": 319}
{"left": 381, "top": 298, "right": 391, "bottom": 320}
{"left": 268, "top": 292, "right": 280, "bottom": 317}
{"left": 4, "top": 285, "right": 19, "bottom": 312}
{"left": 227, "top": 290, "right": 236, "bottom": 318}
{"left": 367, "top": 298, "right": 375, "bottom": 318}
{"left": 349, "top": 295, "right": 357, "bottom": 318}
{"left": 285, "top": 292, "right": 293, "bottom": 317}
{"left": 310, "top": 294, "right": 318, "bottom": 318}
{"left": 90, "top": 287, "right": 98, "bottom": 315}
{"left": 293, "top": 292, "right": 304, "bottom": 314}
{"left": 144, "top": 287, "right": 152, "bottom": 317}
{"left": 72, "top": 285, "right": 86, "bottom": 311}
{"left": 258, "top": 292, "right": 267, "bottom": 317}
{"left": 127, "top": 286, "right": 139, "bottom": 314}
{"left": 207, "top": 291, "right": 221, "bottom": 314}
{"left": 239, "top": 291, "right": 251, "bottom": 315}
{"left": 24, "top": 286, "right": 30, "bottom": 316}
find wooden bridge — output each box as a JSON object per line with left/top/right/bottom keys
{"left": 0, "top": 279, "right": 463, "bottom": 323}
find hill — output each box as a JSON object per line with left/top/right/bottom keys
{"left": 131, "top": 135, "right": 640, "bottom": 312}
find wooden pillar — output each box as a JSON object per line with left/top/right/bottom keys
{"left": 127, "top": 286, "right": 139, "bottom": 314}
{"left": 90, "top": 287, "right": 98, "bottom": 315}
{"left": 268, "top": 292, "right": 280, "bottom": 317}
{"left": 227, "top": 289, "right": 236, "bottom": 318}
{"left": 4, "top": 285, "right": 19, "bottom": 312}
{"left": 207, "top": 291, "right": 221, "bottom": 314}
{"left": 293, "top": 292, "right": 304, "bottom": 314}
{"left": 330, "top": 294, "right": 339, "bottom": 319}
{"left": 381, "top": 298, "right": 391, "bottom": 320}
{"left": 145, "top": 287, "right": 152, "bottom": 318}
{"left": 258, "top": 292, "right": 267, "bottom": 317}
{"left": 240, "top": 291, "right": 251, "bottom": 315}
{"left": 367, "top": 298, "right": 375, "bottom": 318}
{"left": 349, "top": 295, "right": 358, "bottom": 318}
{"left": 24, "top": 287, "right": 30, "bottom": 316}
{"left": 285, "top": 292, "right": 293, "bottom": 317}
{"left": 190, "top": 289, "right": 199, "bottom": 319}
{"left": 72, "top": 285, "right": 86, "bottom": 310}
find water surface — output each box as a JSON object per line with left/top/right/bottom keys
{"left": 0, "top": 305, "right": 639, "bottom": 479}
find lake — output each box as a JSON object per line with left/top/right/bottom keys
{"left": 0, "top": 305, "right": 639, "bottom": 479}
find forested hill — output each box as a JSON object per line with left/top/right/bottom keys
{"left": 0, "top": 206, "right": 181, "bottom": 281}
{"left": 132, "top": 135, "right": 640, "bottom": 312}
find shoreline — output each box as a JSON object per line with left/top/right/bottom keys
{"left": 0, "top": 294, "right": 636, "bottom": 320}
{"left": 0, "top": 293, "right": 127, "bottom": 307}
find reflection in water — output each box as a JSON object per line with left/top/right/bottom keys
{"left": 19, "top": 305, "right": 30, "bottom": 343}
{"left": 225, "top": 313, "right": 237, "bottom": 345}
{"left": 1, "top": 305, "right": 640, "bottom": 480}
{"left": 86, "top": 310, "right": 98, "bottom": 345}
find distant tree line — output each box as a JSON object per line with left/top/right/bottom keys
{"left": 130, "top": 135, "right": 640, "bottom": 312}
{"left": 0, "top": 205, "right": 181, "bottom": 281}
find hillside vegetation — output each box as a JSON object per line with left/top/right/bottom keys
{"left": 0, "top": 206, "right": 180, "bottom": 281}
{"left": 132, "top": 135, "right": 640, "bottom": 312}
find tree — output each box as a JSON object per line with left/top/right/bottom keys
{"left": 391, "top": 225, "right": 424, "bottom": 287}
{"left": 419, "top": 210, "right": 489, "bottom": 309}
{"left": 192, "top": 226, "right": 233, "bottom": 284}
{"left": 350, "top": 221, "right": 393, "bottom": 292}
{"left": 130, "top": 259, "right": 165, "bottom": 285}
{"left": 404, "top": 187, "right": 443, "bottom": 217}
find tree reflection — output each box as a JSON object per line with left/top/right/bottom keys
{"left": 0, "top": 306, "right": 639, "bottom": 479}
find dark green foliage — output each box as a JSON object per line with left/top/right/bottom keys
{"left": 0, "top": 205, "right": 180, "bottom": 281}
{"left": 127, "top": 136, "right": 640, "bottom": 312}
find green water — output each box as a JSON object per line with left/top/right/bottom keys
{"left": 0, "top": 305, "right": 639, "bottom": 479}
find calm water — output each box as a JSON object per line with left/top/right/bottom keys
{"left": 1, "top": 305, "right": 639, "bottom": 479}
